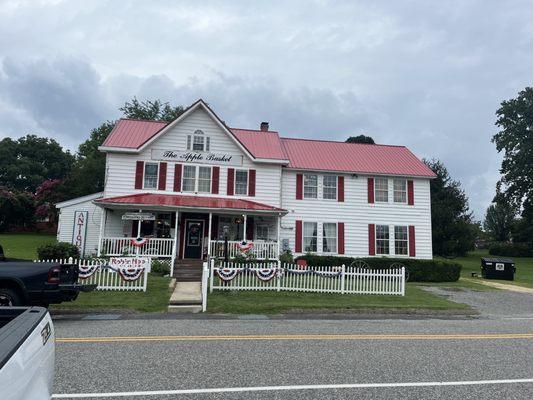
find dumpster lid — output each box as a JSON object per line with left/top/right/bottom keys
{"left": 481, "top": 257, "right": 514, "bottom": 263}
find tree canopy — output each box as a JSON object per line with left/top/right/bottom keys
{"left": 483, "top": 199, "right": 516, "bottom": 242}
{"left": 120, "top": 98, "right": 185, "bottom": 122}
{"left": 345, "top": 135, "right": 375, "bottom": 144}
{"left": 424, "top": 159, "right": 476, "bottom": 257}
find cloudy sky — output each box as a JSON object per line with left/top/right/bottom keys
{"left": 1, "top": 0, "right": 532, "bottom": 219}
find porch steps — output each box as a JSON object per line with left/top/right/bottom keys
{"left": 173, "top": 260, "right": 204, "bottom": 282}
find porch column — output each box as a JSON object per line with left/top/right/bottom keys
{"left": 136, "top": 209, "right": 142, "bottom": 237}
{"left": 170, "top": 211, "right": 179, "bottom": 278}
{"left": 97, "top": 207, "right": 106, "bottom": 257}
{"left": 277, "top": 213, "right": 281, "bottom": 260}
{"left": 207, "top": 212, "right": 212, "bottom": 259}
{"left": 243, "top": 214, "right": 247, "bottom": 242}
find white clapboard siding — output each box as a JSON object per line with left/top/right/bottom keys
{"left": 104, "top": 108, "right": 283, "bottom": 207}
{"left": 209, "top": 260, "right": 405, "bottom": 296}
{"left": 280, "top": 170, "right": 433, "bottom": 259}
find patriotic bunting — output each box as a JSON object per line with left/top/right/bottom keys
{"left": 255, "top": 268, "right": 278, "bottom": 282}
{"left": 78, "top": 264, "right": 99, "bottom": 280}
{"left": 216, "top": 268, "right": 241, "bottom": 282}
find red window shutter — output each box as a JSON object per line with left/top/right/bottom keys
{"left": 338, "top": 222, "right": 345, "bottom": 254}
{"left": 368, "top": 224, "right": 375, "bottom": 256}
{"left": 407, "top": 180, "right": 414, "bottom": 205}
{"left": 134, "top": 161, "right": 144, "bottom": 189}
{"left": 227, "top": 168, "right": 235, "bottom": 195}
{"left": 212, "top": 167, "right": 220, "bottom": 194}
{"left": 173, "top": 164, "right": 182, "bottom": 192}
{"left": 248, "top": 169, "right": 256, "bottom": 197}
{"left": 338, "top": 176, "right": 344, "bottom": 202}
{"left": 295, "top": 220, "right": 302, "bottom": 253}
{"left": 367, "top": 177, "right": 374, "bottom": 203}
{"left": 296, "top": 173, "right": 303, "bottom": 200}
{"left": 409, "top": 225, "right": 416, "bottom": 257}
{"left": 158, "top": 162, "right": 167, "bottom": 190}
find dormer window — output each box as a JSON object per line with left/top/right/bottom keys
{"left": 187, "top": 130, "right": 210, "bottom": 152}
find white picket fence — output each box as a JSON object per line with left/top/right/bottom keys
{"left": 34, "top": 258, "right": 148, "bottom": 292}
{"left": 209, "top": 260, "right": 405, "bottom": 296}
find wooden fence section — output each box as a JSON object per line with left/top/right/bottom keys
{"left": 34, "top": 258, "right": 148, "bottom": 292}
{"left": 209, "top": 261, "right": 405, "bottom": 296}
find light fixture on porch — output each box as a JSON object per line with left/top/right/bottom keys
{"left": 234, "top": 217, "right": 243, "bottom": 224}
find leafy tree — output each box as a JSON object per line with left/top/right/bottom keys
{"left": 511, "top": 198, "right": 533, "bottom": 245}
{"left": 35, "top": 179, "right": 71, "bottom": 224}
{"left": 483, "top": 197, "right": 516, "bottom": 242}
{"left": 0, "top": 135, "right": 74, "bottom": 192}
{"left": 424, "top": 159, "right": 476, "bottom": 257}
{"left": 120, "top": 97, "right": 185, "bottom": 122}
{"left": 0, "top": 187, "right": 35, "bottom": 232}
{"left": 346, "top": 135, "right": 375, "bottom": 144}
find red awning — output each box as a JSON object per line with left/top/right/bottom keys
{"left": 95, "top": 193, "right": 286, "bottom": 213}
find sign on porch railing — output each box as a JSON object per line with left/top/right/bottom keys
{"left": 209, "top": 260, "right": 405, "bottom": 296}
{"left": 34, "top": 258, "right": 148, "bottom": 292}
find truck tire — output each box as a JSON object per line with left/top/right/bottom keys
{"left": 0, "top": 287, "right": 23, "bottom": 306}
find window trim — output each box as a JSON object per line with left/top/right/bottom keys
{"left": 394, "top": 225, "right": 409, "bottom": 256}
{"left": 303, "top": 174, "right": 318, "bottom": 199}
{"left": 393, "top": 178, "right": 407, "bottom": 204}
{"left": 303, "top": 221, "right": 318, "bottom": 252}
{"left": 374, "top": 177, "right": 389, "bottom": 203}
{"left": 143, "top": 162, "right": 159, "bottom": 190}
{"left": 181, "top": 164, "right": 212, "bottom": 193}
{"left": 234, "top": 169, "right": 249, "bottom": 196}
{"left": 375, "top": 224, "right": 390, "bottom": 255}
{"left": 322, "top": 175, "right": 338, "bottom": 201}
{"left": 188, "top": 129, "right": 210, "bottom": 152}
{"left": 322, "top": 222, "right": 338, "bottom": 254}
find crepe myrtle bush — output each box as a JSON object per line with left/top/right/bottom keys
{"left": 295, "top": 255, "right": 461, "bottom": 282}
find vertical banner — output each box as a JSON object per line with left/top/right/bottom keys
{"left": 72, "top": 211, "right": 88, "bottom": 257}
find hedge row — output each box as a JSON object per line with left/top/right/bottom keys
{"left": 295, "top": 255, "right": 461, "bottom": 282}
{"left": 489, "top": 242, "right": 533, "bottom": 257}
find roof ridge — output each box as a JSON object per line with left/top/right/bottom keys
{"left": 280, "top": 137, "right": 406, "bottom": 148}
{"left": 118, "top": 118, "right": 169, "bottom": 123}
{"left": 230, "top": 127, "right": 279, "bottom": 134}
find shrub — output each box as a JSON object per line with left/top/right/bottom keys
{"left": 37, "top": 242, "right": 80, "bottom": 260}
{"left": 151, "top": 260, "right": 170, "bottom": 275}
{"left": 279, "top": 250, "right": 294, "bottom": 264}
{"left": 489, "top": 242, "right": 533, "bottom": 257}
{"left": 294, "top": 255, "right": 461, "bottom": 282}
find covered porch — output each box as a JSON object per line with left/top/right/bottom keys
{"left": 94, "top": 193, "right": 286, "bottom": 267}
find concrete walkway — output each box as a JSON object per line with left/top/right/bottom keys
{"left": 463, "top": 278, "right": 533, "bottom": 293}
{"left": 168, "top": 281, "right": 203, "bottom": 313}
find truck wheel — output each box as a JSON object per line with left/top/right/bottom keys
{"left": 0, "top": 288, "right": 23, "bottom": 306}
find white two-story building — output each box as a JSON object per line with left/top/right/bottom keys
{"left": 56, "top": 99, "right": 435, "bottom": 271}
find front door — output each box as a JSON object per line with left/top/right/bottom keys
{"left": 184, "top": 220, "right": 204, "bottom": 259}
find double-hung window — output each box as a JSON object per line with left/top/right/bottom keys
{"left": 182, "top": 165, "right": 211, "bottom": 193}
{"left": 143, "top": 163, "right": 158, "bottom": 189}
{"left": 188, "top": 130, "right": 210, "bottom": 152}
{"left": 323, "top": 176, "right": 337, "bottom": 200}
{"left": 375, "top": 178, "right": 389, "bottom": 202}
{"left": 235, "top": 170, "right": 248, "bottom": 195}
{"left": 303, "top": 174, "right": 318, "bottom": 199}
{"left": 394, "top": 226, "right": 408, "bottom": 255}
{"left": 322, "top": 223, "right": 338, "bottom": 253}
{"left": 393, "top": 179, "right": 407, "bottom": 203}
{"left": 303, "top": 222, "right": 317, "bottom": 252}
{"left": 376, "top": 225, "right": 390, "bottom": 255}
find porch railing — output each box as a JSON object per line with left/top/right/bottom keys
{"left": 210, "top": 240, "right": 278, "bottom": 260}
{"left": 101, "top": 237, "right": 174, "bottom": 257}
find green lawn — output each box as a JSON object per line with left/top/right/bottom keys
{"left": 207, "top": 284, "right": 469, "bottom": 314}
{"left": 51, "top": 274, "right": 172, "bottom": 313}
{"left": 0, "top": 233, "right": 56, "bottom": 260}
{"left": 451, "top": 250, "right": 533, "bottom": 288}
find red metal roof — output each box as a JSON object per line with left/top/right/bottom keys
{"left": 101, "top": 119, "right": 168, "bottom": 149}
{"left": 230, "top": 128, "right": 287, "bottom": 160}
{"left": 95, "top": 193, "right": 286, "bottom": 212}
{"left": 280, "top": 138, "right": 436, "bottom": 177}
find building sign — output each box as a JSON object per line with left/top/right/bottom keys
{"left": 109, "top": 257, "right": 152, "bottom": 272}
{"left": 122, "top": 212, "right": 156, "bottom": 221}
{"left": 72, "top": 211, "right": 88, "bottom": 257}
{"left": 151, "top": 149, "right": 243, "bottom": 166}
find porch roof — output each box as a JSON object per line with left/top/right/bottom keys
{"left": 95, "top": 193, "right": 287, "bottom": 214}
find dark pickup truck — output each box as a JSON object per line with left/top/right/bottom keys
{"left": 0, "top": 244, "right": 96, "bottom": 307}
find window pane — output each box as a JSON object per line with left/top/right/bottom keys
{"left": 303, "top": 222, "right": 317, "bottom": 252}
{"left": 394, "top": 225, "right": 408, "bottom": 255}
{"left": 193, "top": 135, "right": 204, "bottom": 151}
{"left": 322, "top": 223, "right": 337, "bottom": 253}
{"left": 144, "top": 163, "right": 158, "bottom": 189}
{"left": 182, "top": 165, "right": 196, "bottom": 192}
{"left": 198, "top": 166, "right": 211, "bottom": 193}
{"left": 375, "top": 178, "right": 389, "bottom": 202}
{"left": 323, "top": 176, "right": 337, "bottom": 200}
{"left": 394, "top": 179, "right": 407, "bottom": 203}
{"left": 376, "top": 224, "right": 390, "bottom": 255}
{"left": 235, "top": 170, "right": 248, "bottom": 195}
{"left": 304, "top": 174, "right": 317, "bottom": 198}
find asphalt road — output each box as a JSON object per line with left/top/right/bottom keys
{"left": 51, "top": 306, "right": 533, "bottom": 400}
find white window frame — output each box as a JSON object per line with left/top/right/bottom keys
{"left": 374, "top": 177, "right": 389, "bottom": 203}
{"left": 322, "top": 222, "right": 338, "bottom": 253}
{"left": 322, "top": 176, "right": 337, "bottom": 200}
{"left": 143, "top": 162, "right": 159, "bottom": 189}
{"left": 303, "top": 221, "right": 318, "bottom": 252}
{"left": 394, "top": 225, "right": 409, "bottom": 256}
{"left": 303, "top": 174, "right": 318, "bottom": 199}
{"left": 375, "top": 224, "right": 390, "bottom": 255}
{"left": 393, "top": 179, "right": 407, "bottom": 204}
{"left": 234, "top": 169, "right": 249, "bottom": 196}
{"left": 187, "top": 130, "right": 210, "bottom": 152}
{"left": 182, "top": 165, "right": 212, "bottom": 193}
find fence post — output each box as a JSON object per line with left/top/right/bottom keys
{"left": 401, "top": 267, "right": 405, "bottom": 296}
{"left": 277, "top": 260, "right": 282, "bottom": 292}
{"left": 209, "top": 258, "right": 214, "bottom": 293}
{"left": 341, "top": 264, "right": 345, "bottom": 294}
{"left": 142, "top": 267, "right": 148, "bottom": 292}
{"left": 202, "top": 262, "right": 209, "bottom": 312}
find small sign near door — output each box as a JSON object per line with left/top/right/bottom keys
{"left": 109, "top": 257, "right": 152, "bottom": 272}
{"left": 122, "top": 212, "right": 156, "bottom": 221}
